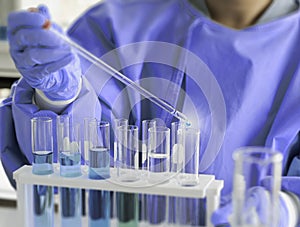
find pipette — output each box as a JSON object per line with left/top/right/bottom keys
{"left": 49, "top": 27, "right": 190, "bottom": 125}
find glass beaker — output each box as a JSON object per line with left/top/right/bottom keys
{"left": 231, "top": 146, "right": 283, "bottom": 227}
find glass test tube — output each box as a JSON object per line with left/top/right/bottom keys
{"left": 176, "top": 127, "right": 200, "bottom": 186}
{"left": 88, "top": 120, "right": 111, "bottom": 227}
{"left": 31, "top": 117, "right": 54, "bottom": 227}
{"left": 147, "top": 126, "right": 170, "bottom": 184}
{"left": 84, "top": 117, "right": 97, "bottom": 168}
{"left": 57, "top": 115, "right": 82, "bottom": 227}
{"left": 231, "top": 146, "right": 283, "bottom": 227}
{"left": 113, "top": 118, "right": 128, "bottom": 169}
{"left": 142, "top": 119, "right": 157, "bottom": 172}
{"left": 116, "top": 125, "right": 139, "bottom": 182}
{"left": 140, "top": 119, "right": 157, "bottom": 223}
{"left": 147, "top": 126, "right": 170, "bottom": 226}
{"left": 173, "top": 125, "right": 202, "bottom": 226}
{"left": 115, "top": 124, "right": 139, "bottom": 227}
{"left": 169, "top": 121, "right": 185, "bottom": 225}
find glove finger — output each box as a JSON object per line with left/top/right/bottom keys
{"left": 10, "top": 28, "right": 67, "bottom": 51}
{"left": 37, "top": 5, "right": 51, "bottom": 20}
{"left": 19, "top": 54, "right": 75, "bottom": 81}
{"left": 7, "top": 11, "right": 47, "bottom": 34}
{"left": 11, "top": 47, "right": 72, "bottom": 68}
{"left": 211, "top": 202, "right": 232, "bottom": 225}
{"left": 18, "top": 54, "right": 74, "bottom": 88}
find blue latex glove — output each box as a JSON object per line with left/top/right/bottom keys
{"left": 7, "top": 5, "right": 81, "bottom": 101}
{"left": 211, "top": 187, "right": 291, "bottom": 227}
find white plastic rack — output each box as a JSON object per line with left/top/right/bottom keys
{"left": 13, "top": 164, "right": 223, "bottom": 227}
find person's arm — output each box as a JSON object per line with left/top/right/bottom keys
{"left": 7, "top": 5, "right": 82, "bottom": 113}
{"left": 2, "top": 4, "right": 104, "bottom": 186}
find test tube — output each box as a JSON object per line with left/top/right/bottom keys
{"left": 83, "top": 118, "right": 97, "bottom": 170}
{"left": 115, "top": 124, "right": 139, "bottom": 227}
{"left": 147, "top": 126, "right": 170, "bottom": 226}
{"left": 147, "top": 126, "right": 170, "bottom": 184}
{"left": 173, "top": 126, "right": 202, "bottom": 226}
{"left": 116, "top": 125, "right": 139, "bottom": 182}
{"left": 176, "top": 127, "right": 200, "bottom": 186}
{"left": 113, "top": 118, "right": 128, "bottom": 169}
{"left": 31, "top": 116, "right": 54, "bottom": 227}
{"left": 140, "top": 119, "right": 157, "bottom": 223}
{"left": 57, "top": 115, "right": 82, "bottom": 177}
{"left": 231, "top": 146, "right": 283, "bottom": 227}
{"left": 170, "top": 121, "right": 186, "bottom": 174}
{"left": 57, "top": 115, "right": 82, "bottom": 227}
{"left": 88, "top": 120, "right": 111, "bottom": 227}
{"left": 142, "top": 119, "right": 157, "bottom": 172}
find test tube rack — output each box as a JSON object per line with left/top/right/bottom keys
{"left": 13, "top": 164, "right": 223, "bottom": 227}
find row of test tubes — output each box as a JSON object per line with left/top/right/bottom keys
{"left": 30, "top": 116, "right": 203, "bottom": 227}
{"left": 110, "top": 118, "right": 201, "bottom": 186}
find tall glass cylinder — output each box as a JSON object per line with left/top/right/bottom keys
{"left": 176, "top": 127, "right": 200, "bottom": 186}
{"left": 113, "top": 118, "right": 128, "bottom": 168}
{"left": 88, "top": 120, "right": 111, "bottom": 227}
{"left": 57, "top": 115, "right": 82, "bottom": 227}
{"left": 31, "top": 116, "right": 54, "bottom": 227}
{"left": 147, "top": 126, "right": 170, "bottom": 184}
{"left": 142, "top": 119, "right": 157, "bottom": 171}
{"left": 116, "top": 125, "right": 139, "bottom": 182}
{"left": 231, "top": 146, "right": 283, "bottom": 227}
{"left": 115, "top": 124, "right": 139, "bottom": 227}
{"left": 147, "top": 126, "right": 170, "bottom": 226}
{"left": 84, "top": 118, "right": 97, "bottom": 168}
{"left": 140, "top": 119, "right": 157, "bottom": 223}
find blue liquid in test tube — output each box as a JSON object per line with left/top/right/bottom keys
{"left": 89, "top": 147, "right": 111, "bottom": 227}
{"left": 60, "top": 151, "right": 82, "bottom": 227}
{"left": 31, "top": 117, "right": 54, "bottom": 227}
{"left": 88, "top": 121, "right": 111, "bottom": 227}
{"left": 57, "top": 116, "right": 82, "bottom": 227}
{"left": 32, "top": 151, "right": 54, "bottom": 227}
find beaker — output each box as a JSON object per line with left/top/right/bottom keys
{"left": 231, "top": 146, "right": 283, "bottom": 227}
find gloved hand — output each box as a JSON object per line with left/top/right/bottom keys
{"left": 211, "top": 187, "right": 295, "bottom": 227}
{"left": 7, "top": 5, "right": 81, "bottom": 101}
